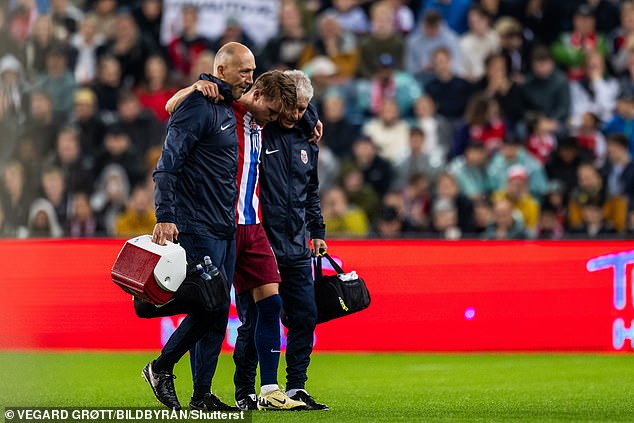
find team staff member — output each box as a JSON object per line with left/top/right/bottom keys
{"left": 164, "top": 71, "right": 304, "bottom": 411}
{"left": 142, "top": 43, "right": 287, "bottom": 411}
{"left": 237, "top": 70, "right": 328, "bottom": 411}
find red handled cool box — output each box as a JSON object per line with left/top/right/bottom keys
{"left": 111, "top": 235, "right": 187, "bottom": 305}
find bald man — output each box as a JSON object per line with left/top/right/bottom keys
{"left": 142, "top": 43, "right": 292, "bottom": 411}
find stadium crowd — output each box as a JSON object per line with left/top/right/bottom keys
{"left": 0, "top": 0, "right": 633, "bottom": 240}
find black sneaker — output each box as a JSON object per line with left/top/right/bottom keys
{"left": 142, "top": 362, "right": 181, "bottom": 410}
{"left": 236, "top": 394, "right": 258, "bottom": 411}
{"left": 190, "top": 393, "right": 239, "bottom": 411}
{"left": 288, "top": 390, "right": 328, "bottom": 411}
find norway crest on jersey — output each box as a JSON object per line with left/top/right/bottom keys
{"left": 300, "top": 149, "right": 308, "bottom": 164}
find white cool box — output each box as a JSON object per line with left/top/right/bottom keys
{"left": 111, "top": 235, "right": 187, "bottom": 304}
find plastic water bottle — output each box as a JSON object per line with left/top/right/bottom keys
{"left": 203, "top": 255, "right": 220, "bottom": 277}
{"left": 196, "top": 263, "right": 212, "bottom": 281}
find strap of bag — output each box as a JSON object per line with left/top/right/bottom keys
{"left": 321, "top": 253, "right": 345, "bottom": 274}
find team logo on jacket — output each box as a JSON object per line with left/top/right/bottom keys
{"left": 300, "top": 149, "right": 308, "bottom": 164}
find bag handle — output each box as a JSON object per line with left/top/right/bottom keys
{"left": 314, "top": 253, "right": 345, "bottom": 281}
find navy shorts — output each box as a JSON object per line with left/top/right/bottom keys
{"left": 233, "top": 224, "right": 281, "bottom": 295}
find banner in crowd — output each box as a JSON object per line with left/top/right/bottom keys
{"left": 1, "top": 239, "right": 633, "bottom": 352}
{"left": 160, "top": 0, "right": 279, "bottom": 47}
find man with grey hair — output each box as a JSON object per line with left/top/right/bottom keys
{"left": 233, "top": 70, "right": 328, "bottom": 411}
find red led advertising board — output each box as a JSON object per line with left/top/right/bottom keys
{"left": 1, "top": 239, "right": 633, "bottom": 352}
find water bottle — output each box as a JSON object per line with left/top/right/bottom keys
{"left": 203, "top": 255, "right": 220, "bottom": 277}
{"left": 195, "top": 263, "right": 212, "bottom": 282}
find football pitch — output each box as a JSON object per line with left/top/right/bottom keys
{"left": 1, "top": 352, "right": 634, "bottom": 422}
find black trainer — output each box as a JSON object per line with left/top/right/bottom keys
{"left": 288, "top": 390, "right": 328, "bottom": 411}
{"left": 236, "top": 394, "right": 258, "bottom": 411}
{"left": 142, "top": 362, "right": 181, "bottom": 410}
{"left": 190, "top": 393, "right": 239, "bottom": 411}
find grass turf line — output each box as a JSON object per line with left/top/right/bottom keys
{"left": 1, "top": 352, "right": 634, "bottom": 422}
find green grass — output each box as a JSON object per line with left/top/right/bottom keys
{"left": 1, "top": 352, "right": 634, "bottom": 422}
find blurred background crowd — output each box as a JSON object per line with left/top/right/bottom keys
{"left": 0, "top": 0, "right": 633, "bottom": 240}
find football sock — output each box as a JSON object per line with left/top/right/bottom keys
{"left": 255, "top": 294, "right": 282, "bottom": 386}
{"left": 260, "top": 384, "right": 279, "bottom": 396}
{"left": 286, "top": 388, "right": 307, "bottom": 397}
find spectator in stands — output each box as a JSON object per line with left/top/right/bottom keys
{"left": 610, "top": 1, "right": 634, "bottom": 76}
{"left": 567, "top": 162, "right": 606, "bottom": 229}
{"left": 384, "top": 0, "right": 415, "bottom": 34}
{"left": 428, "top": 197, "right": 462, "bottom": 240}
{"left": 535, "top": 202, "right": 565, "bottom": 240}
{"left": 165, "top": 4, "right": 210, "bottom": 84}
{"left": 373, "top": 205, "right": 404, "bottom": 238}
{"left": 523, "top": 46, "right": 571, "bottom": 127}
{"left": 210, "top": 17, "right": 257, "bottom": 56}
{"left": 469, "top": 196, "right": 494, "bottom": 235}
{"left": 260, "top": 1, "right": 311, "bottom": 71}
{"left": 68, "top": 191, "right": 101, "bottom": 237}
{"left": 474, "top": 52, "right": 527, "bottom": 130}
{"left": 91, "top": 0, "right": 117, "bottom": 39}
{"left": 187, "top": 50, "right": 215, "bottom": 84}
{"left": 451, "top": 94, "right": 506, "bottom": 159}
{"left": 405, "top": 9, "right": 462, "bottom": 81}
{"left": 569, "top": 50, "right": 619, "bottom": 128}
{"left": 90, "top": 163, "right": 130, "bottom": 236}
{"left": 135, "top": 55, "right": 177, "bottom": 123}
{"left": 69, "top": 87, "right": 105, "bottom": 160}
{"left": 459, "top": 5, "right": 499, "bottom": 82}
{"left": 412, "top": 95, "right": 452, "bottom": 166}
{"left": 49, "top": 0, "right": 83, "bottom": 41}
{"left": 24, "top": 90, "right": 60, "bottom": 158}
{"left": 7, "top": 0, "right": 39, "bottom": 47}
{"left": 114, "top": 184, "right": 155, "bottom": 237}
{"left": 39, "top": 165, "right": 70, "bottom": 230}
{"left": 324, "top": 0, "right": 370, "bottom": 35}
{"left": 0, "top": 197, "right": 18, "bottom": 237}
{"left": 551, "top": 4, "right": 609, "bottom": 81}
{"left": 417, "top": 0, "right": 471, "bottom": 35}
{"left": 356, "top": 1, "right": 404, "bottom": 79}
{"left": 424, "top": 46, "right": 471, "bottom": 122}
{"left": 300, "top": 11, "right": 358, "bottom": 80}
{"left": 132, "top": 0, "right": 162, "bottom": 49}
{"left": 393, "top": 173, "right": 429, "bottom": 233}
{"left": 340, "top": 164, "right": 380, "bottom": 222}
{"left": 618, "top": 46, "right": 634, "bottom": 98}
{"left": 525, "top": 111, "right": 558, "bottom": 164}
{"left": 491, "top": 164, "right": 540, "bottom": 235}
{"left": 603, "top": 93, "right": 634, "bottom": 156}
{"left": 356, "top": 52, "right": 421, "bottom": 118}
{"left": 24, "top": 15, "right": 57, "bottom": 78}
{"left": 32, "top": 44, "right": 77, "bottom": 121}
{"left": 487, "top": 135, "right": 550, "bottom": 200}
{"left": 0, "top": 54, "right": 29, "bottom": 165}
{"left": 45, "top": 125, "right": 94, "bottom": 194}
{"left": 600, "top": 133, "right": 634, "bottom": 230}
{"left": 482, "top": 198, "right": 527, "bottom": 240}
{"left": 393, "top": 127, "right": 441, "bottom": 191}
{"left": 70, "top": 13, "right": 105, "bottom": 86}
{"left": 320, "top": 89, "right": 359, "bottom": 159}
{"left": 573, "top": 111, "right": 607, "bottom": 165}
{"left": 0, "top": 7, "right": 24, "bottom": 62}
{"left": 321, "top": 185, "right": 369, "bottom": 237}
{"left": 362, "top": 97, "right": 410, "bottom": 165}
{"left": 317, "top": 144, "right": 340, "bottom": 195}
{"left": 97, "top": 10, "right": 157, "bottom": 87}
{"left": 495, "top": 17, "right": 531, "bottom": 83}
{"left": 92, "top": 54, "right": 122, "bottom": 117}
{"left": 349, "top": 135, "right": 394, "bottom": 198}
{"left": 0, "top": 160, "right": 32, "bottom": 235}
{"left": 116, "top": 90, "right": 163, "bottom": 158}
{"left": 13, "top": 133, "right": 41, "bottom": 195}
{"left": 26, "top": 197, "right": 63, "bottom": 238}
{"left": 448, "top": 140, "right": 490, "bottom": 201}
{"left": 93, "top": 123, "right": 145, "bottom": 188}
{"left": 569, "top": 196, "right": 617, "bottom": 238}
{"left": 433, "top": 171, "right": 474, "bottom": 233}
